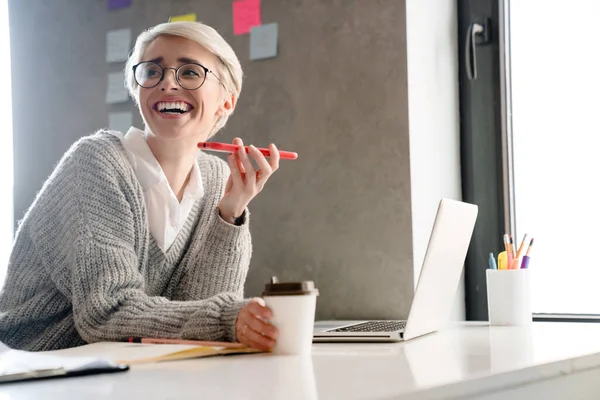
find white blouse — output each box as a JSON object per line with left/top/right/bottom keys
{"left": 113, "top": 127, "right": 204, "bottom": 252}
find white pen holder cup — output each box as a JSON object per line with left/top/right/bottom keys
{"left": 486, "top": 269, "right": 532, "bottom": 326}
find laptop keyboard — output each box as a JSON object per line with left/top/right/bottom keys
{"left": 328, "top": 320, "right": 406, "bottom": 333}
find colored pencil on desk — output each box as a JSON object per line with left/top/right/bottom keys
{"left": 520, "top": 238, "right": 534, "bottom": 269}
{"left": 503, "top": 234, "right": 513, "bottom": 267}
{"left": 509, "top": 235, "right": 517, "bottom": 259}
{"left": 516, "top": 234, "right": 528, "bottom": 259}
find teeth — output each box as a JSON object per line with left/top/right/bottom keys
{"left": 157, "top": 101, "right": 190, "bottom": 112}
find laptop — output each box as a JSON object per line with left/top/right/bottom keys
{"left": 313, "top": 198, "right": 478, "bottom": 342}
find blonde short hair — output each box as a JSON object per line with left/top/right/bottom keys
{"left": 124, "top": 21, "right": 243, "bottom": 137}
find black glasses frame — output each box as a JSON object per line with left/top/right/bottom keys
{"left": 132, "top": 61, "right": 225, "bottom": 90}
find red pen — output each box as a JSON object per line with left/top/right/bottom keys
{"left": 197, "top": 142, "right": 298, "bottom": 160}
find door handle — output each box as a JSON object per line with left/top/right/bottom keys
{"left": 465, "top": 18, "right": 492, "bottom": 81}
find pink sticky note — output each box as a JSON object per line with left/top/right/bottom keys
{"left": 233, "top": 0, "right": 261, "bottom": 35}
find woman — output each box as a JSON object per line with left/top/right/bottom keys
{"left": 0, "top": 21, "right": 279, "bottom": 351}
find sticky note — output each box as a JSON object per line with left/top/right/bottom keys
{"left": 106, "top": 73, "right": 129, "bottom": 104}
{"left": 107, "top": 0, "right": 132, "bottom": 10}
{"left": 108, "top": 112, "right": 133, "bottom": 133}
{"left": 250, "top": 23, "right": 278, "bottom": 60}
{"left": 169, "top": 13, "right": 197, "bottom": 22}
{"left": 233, "top": 0, "right": 261, "bottom": 35}
{"left": 106, "top": 28, "right": 131, "bottom": 63}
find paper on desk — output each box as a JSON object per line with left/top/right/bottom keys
{"left": 0, "top": 341, "right": 115, "bottom": 375}
{"left": 44, "top": 342, "right": 261, "bottom": 366}
{"left": 116, "top": 344, "right": 261, "bottom": 365}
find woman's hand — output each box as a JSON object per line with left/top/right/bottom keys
{"left": 218, "top": 137, "right": 280, "bottom": 224}
{"left": 236, "top": 297, "right": 278, "bottom": 351}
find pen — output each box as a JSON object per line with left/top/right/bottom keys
{"left": 197, "top": 142, "right": 298, "bottom": 160}
{"left": 489, "top": 252, "right": 497, "bottom": 269}
{"left": 126, "top": 337, "right": 246, "bottom": 348}
{"left": 520, "top": 238, "right": 534, "bottom": 269}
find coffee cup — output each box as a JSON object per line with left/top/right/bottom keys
{"left": 262, "top": 277, "right": 319, "bottom": 355}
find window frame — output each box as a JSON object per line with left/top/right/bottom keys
{"left": 458, "top": 0, "right": 600, "bottom": 322}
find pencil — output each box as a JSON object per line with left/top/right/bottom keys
{"left": 126, "top": 337, "right": 246, "bottom": 348}
{"left": 520, "top": 238, "right": 534, "bottom": 269}
{"left": 525, "top": 238, "right": 534, "bottom": 256}
{"left": 504, "top": 234, "right": 513, "bottom": 267}
{"left": 509, "top": 235, "right": 517, "bottom": 259}
{"left": 516, "top": 234, "right": 528, "bottom": 259}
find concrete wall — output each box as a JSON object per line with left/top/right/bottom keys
{"left": 8, "top": 0, "right": 461, "bottom": 320}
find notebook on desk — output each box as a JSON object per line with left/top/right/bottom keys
{"left": 313, "top": 198, "right": 478, "bottom": 343}
{"left": 41, "top": 340, "right": 262, "bottom": 366}
{"left": 114, "top": 343, "right": 261, "bottom": 365}
{"left": 0, "top": 339, "right": 261, "bottom": 384}
{"left": 0, "top": 341, "right": 128, "bottom": 384}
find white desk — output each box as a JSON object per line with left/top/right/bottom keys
{"left": 2, "top": 322, "right": 600, "bottom": 399}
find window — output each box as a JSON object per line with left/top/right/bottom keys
{"left": 509, "top": 0, "right": 600, "bottom": 314}
{"left": 460, "top": 0, "right": 600, "bottom": 319}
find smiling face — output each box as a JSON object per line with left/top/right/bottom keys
{"left": 136, "top": 35, "right": 233, "bottom": 143}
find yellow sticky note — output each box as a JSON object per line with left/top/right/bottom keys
{"left": 169, "top": 13, "right": 196, "bottom": 22}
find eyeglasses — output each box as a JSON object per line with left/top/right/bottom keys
{"left": 132, "top": 61, "right": 225, "bottom": 90}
